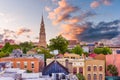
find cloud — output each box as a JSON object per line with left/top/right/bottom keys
{"left": 47, "top": 0, "right": 96, "bottom": 40}
{"left": 90, "top": 0, "right": 112, "bottom": 8}
{"left": 90, "top": 1, "right": 100, "bottom": 8}
{"left": 77, "top": 20, "right": 120, "bottom": 43}
{"left": 45, "top": 6, "right": 51, "bottom": 12}
{"left": 103, "top": 0, "right": 112, "bottom": 5}
{"left": 67, "top": 11, "right": 96, "bottom": 23}
{"left": 16, "top": 27, "right": 32, "bottom": 35}
{"left": 48, "top": 0, "right": 79, "bottom": 25}
{"left": 59, "top": 10, "right": 96, "bottom": 39}
{"left": 0, "top": 12, "right": 5, "bottom": 16}
{"left": 3, "top": 29, "right": 16, "bottom": 39}
{"left": 52, "top": 0, "right": 58, "bottom": 3}
{"left": 60, "top": 24, "right": 86, "bottom": 40}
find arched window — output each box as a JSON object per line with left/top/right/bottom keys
{"left": 73, "top": 67, "right": 77, "bottom": 74}
{"left": 94, "top": 74, "right": 97, "bottom": 80}
{"left": 99, "top": 66, "right": 102, "bottom": 71}
{"left": 79, "top": 67, "right": 83, "bottom": 74}
{"left": 87, "top": 66, "right": 91, "bottom": 71}
{"left": 99, "top": 74, "right": 103, "bottom": 80}
{"left": 87, "top": 74, "right": 91, "bottom": 80}
{"left": 93, "top": 66, "right": 97, "bottom": 71}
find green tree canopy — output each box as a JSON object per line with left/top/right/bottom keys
{"left": 107, "top": 64, "right": 118, "bottom": 76}
{"left": 19, "top": 42, "right": 34, "bottom": 54}
{"left": 76, "top": 73, "right": 85, "bottom": 80}
{"left": 37, "top": 47, "right": 54, "bottom": 60}
{"left": 48, "top": 35, "right": 69, "bottom": 54}
{"left": 94, "top": 47, "right": 112, "bottom": 55}
{"left": 72, "top": 45, "right": 83, "bottom": 56}
{"left": 0, "top": 51, "right": 9, "bottom": 58}
{"left": 1, "top": 42, "right": 14, "bottom": 54}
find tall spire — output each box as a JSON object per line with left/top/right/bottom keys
{"left": 38, "top": 15, "right": 47, "bottom": 48}
{"left": 41, "top": 15, "right": 44, "bottom": 24}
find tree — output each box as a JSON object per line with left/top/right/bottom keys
{"left": 83, "top": 52, "right": 89, "bottom": 57}
{"left": 48, "top": 35, "right": 69, "bottom": 54}
{"left": 1, "top": 42, "right": 14, "bottom": 54}
{"left": 72, "top": 45, "right": 83, "bottom": 56}
{"left": 94, "top": 47, "right": 102, "bottom": 54}
{"left": 19, "top": 42, "right": 34, "bottom": 54}
{"left": 0, "top": 51, "right": 9, "bottom": 58}
{"left": 37, "top": 47, "right": 54, "bottom": 60}
{"left": 107, "top": 64, "right": 118, "bottom": 76}
{"left": 76, "top": 73, "right": 85, "bottom": 80}
{"left": 94, "top": 47, "right": 112, "bottom": 55}
{"left": 102, "top": 47, "right": 112, "bottom": 55}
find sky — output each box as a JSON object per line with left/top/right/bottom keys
{"left": 0, "top": 0, "right": 120, "bottom": 45}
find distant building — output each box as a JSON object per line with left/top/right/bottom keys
{"left": 0, "top": 68, "right": 26, "bottom": 80}
{"left": 38, "top": 15, "right": 47, "bottom": 48}
{"left": 0, "top": 49, "right": 44, "bottom": 73}
{"left": 42, "top": 60, "right": 69, "bottom": 76}
{"left": 64, "top": 52, "right": 81, "bottom": 59}
{"left": 68, "top": 40, "right": 78, "bottom": 49}
{"left": 0, "top": 62, "right": 11, "bottom": 73}
{"left": 85, "top": 59, "right": 105, "bottom": 80}
{"left": 27, "top": 49, "right": 37, "bottom": 54}
{"left": 47, "top": 54, "right": 105, "bottom": 80}
{"left": 81, "top": 44, "right": 95, "bottom": 53}
{"left": 46, "top": 58, "right": 85, "bottom": 74}
{"left": 109, "top": 46, "right": 120, "bottom": 54}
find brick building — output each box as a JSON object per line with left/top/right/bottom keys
{"left": 0, "top": 49, "right": 44, "bottom": 73}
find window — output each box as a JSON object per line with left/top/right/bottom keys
{"left": 16, "top": 62, "right": 20, "bottom": 68}
{"left": 99, "top": 74, "right": 103, "bottom": 80}
{"left": 71, "top": 57, "right": 75, "bottom": 59}
{"left": 10, "top": 62, "right": 13, "bottom": 68}
{"left": 99, "top": 66, "right": 103, "bottom": 71}
{"left": 87, "top": 74, "right": 91, "bottom": 80}
{"left": 87, "top": 66, "right": 91, "bottom": 71}
{"left": 31, "top": 62, "right": 34, "bottom": 68}
{"left": 24, "top": 62, "right": 27, "bottom": 69}
{"left": 79, "top": 67, "right": 83, "bottom": 74}
{"left": 93, "top": 66, "right": 97, "bottom": 71}
{"left": 73, "top": 67, "right": 77, "bottom": 74}
{"left": 94, "top": 74, "right": 97, "bottom": 80}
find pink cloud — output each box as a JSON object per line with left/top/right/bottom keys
{"left": 90, "top": 1, "right": 100, "bottom": 8}
{"left": 103, "top": 0, "right": 112, "bottom": 5}
{"left": 48, "top": 0, "right": 78, "bottom": 25}
{"left": 16, "top": 27, "right": 32, "bottom": 35}
{"left": 90, "top": 0, "right": 112, "bottom": 8}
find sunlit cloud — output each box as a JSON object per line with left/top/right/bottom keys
{"left": 16, "top": 27, "right": 32, "bottom": 35}
{"left": 90, "top": 0, "right": 112, "bottom": 8}
{"left": 48, "top": 0, "right": 79, "bottom": 25}
{"left": 90, "top": 1, "right": 100, "bottom": 8}
{"left": 45, "top": 6, "right": 51, "bottom": 12}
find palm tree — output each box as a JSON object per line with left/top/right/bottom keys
{"left": 76, "top": 73, "right": 85, "bottom": 80}
{"left": 107, "top": 64, "right": 118, "bottom": 76}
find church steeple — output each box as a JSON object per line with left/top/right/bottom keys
{"left": 38, "top": 15, "right": 47, "bottom": 48}
{"left": 41, "top": 15, "right": 44, "bottom": 24}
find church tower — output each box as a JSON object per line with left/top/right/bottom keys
{"left": 38, "top": 15, "right": 47, "bottom": 48}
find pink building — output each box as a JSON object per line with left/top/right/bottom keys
{"left": 106, "top": 54, "right": 120, "bottom": 76}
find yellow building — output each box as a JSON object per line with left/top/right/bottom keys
{"left": 46, "top": 57, "right": 86, "bottom": 75}
{"left": 47, "top": 53, "right": 105, "bottom": 80}
{"left": 64, "top": 52, "right": 81, "bottom": 59}
{"left": 85, "top": 59, "right": 105, "bottom": 80}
